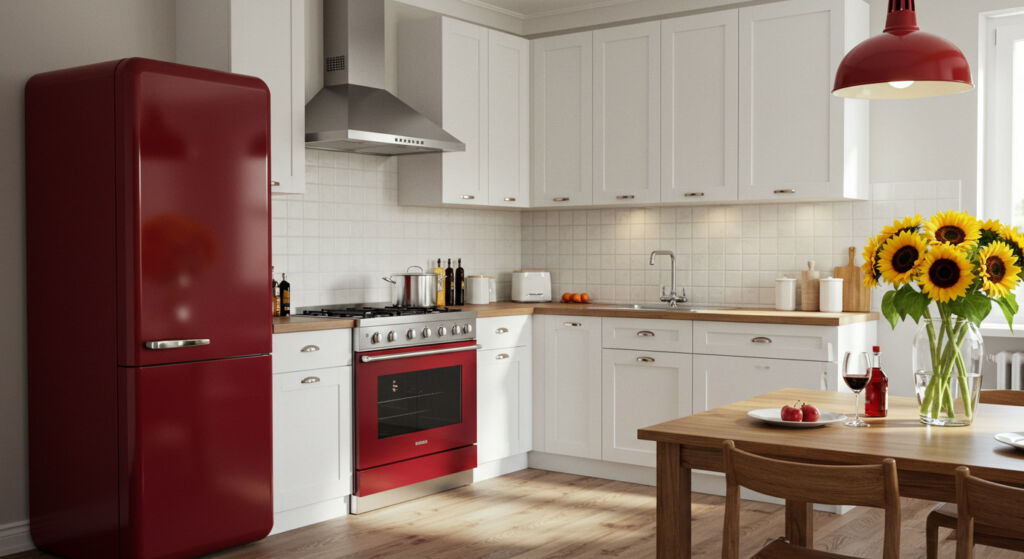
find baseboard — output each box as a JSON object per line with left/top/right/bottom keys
{"left": 0, "top": 520, "right": 33, "bottom": 557}
{"left": 527, "top": 452, "right": 849, "bottom": 515}
{"left": 473, "top": 453, "right": 528, "bottom": 482}
{"left": 269, "top": 496, "right": 349, "bottom": 536}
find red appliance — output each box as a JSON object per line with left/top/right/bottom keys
{"left": 25, "top": 58, "right": 272, "bottom": 558}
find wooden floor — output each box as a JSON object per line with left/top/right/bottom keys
{"left": 11, "top": 469, "right": 1023, "bottom": 558}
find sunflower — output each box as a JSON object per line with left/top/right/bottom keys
{"left": 924, "top": 210, "right": 980, "bottom": 249}
{"left": 861, "top": 236, "right": 881, "bottom": 287}
{"left": 919, "top": 244, "right": 975, "bottom": 303}
{"left": 979, "top": 241, "right": 1021, "bottom": 298}
{"left": 880, "top": 214, "right": 923, "bottom": 239}
{"left": 980, "top": 219, "right": 1003, "bottom": 236}
{"left": 1000, "top": 224, "right": 1024, "bottom": 252}
{"left": 877, "top": 231, "right": 929, "bottom": 286}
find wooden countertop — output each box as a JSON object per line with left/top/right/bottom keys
{"left": 273, "top": 302, "right": 877, "bottom": 333}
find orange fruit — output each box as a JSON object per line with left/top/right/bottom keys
{"left": 562, "top": 292, "right": 572, "bottom": 303}
{"left": 580, "top": 293, "right": 590, "bottom": 303}
{"left": 571, "top": 293, "right": 583, "bottom": 303}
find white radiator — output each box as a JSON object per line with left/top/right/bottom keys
{"left": 993, "top": 351, "right": 1024, "bottom": 390}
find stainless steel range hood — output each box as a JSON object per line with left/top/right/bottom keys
{"left": 305, "top": 0, "right": 464, "bottom": 155}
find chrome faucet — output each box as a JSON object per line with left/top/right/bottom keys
{"left": 649, "top": 250, "right": 687, "bottom": 308}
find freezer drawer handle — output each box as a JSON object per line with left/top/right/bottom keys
{"left": 300, "top": 344, "right": 320, "bottom": 353}
{"left": 300, "top": 376, "right": 321, "bottom": 384}
{"left": 751, "top": 336, "right": 773, "bottom": 344}
{"left": 636, "top": 356, "right": 656, "bottom": 363}
{"left": 143, "top": 338, "right": 211, "bottom": 350}
{"left": 360, "top": 344, "right": 481, "bottom": 363}
{"left": 636, "top": 330, "right": 655, "bottom": 337}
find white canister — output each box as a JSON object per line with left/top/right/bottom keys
{"left": 465, "top": 276, "right": 490, "bottom": 305}
{"left": 775, "top": 278, "right": 797, "bottom": 311}
{"left": 820, "top": 277, "right": 844, "bottom": 312}
{"left": 487, "top": 276, "right": 497, "bottom": 302}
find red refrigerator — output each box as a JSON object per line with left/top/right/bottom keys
{"left": 25, "top": 58, "right": 273, "bottom": 558}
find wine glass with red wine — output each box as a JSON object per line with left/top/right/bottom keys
{"left": 842, "top": 351, "right": 870, "bottom": 427}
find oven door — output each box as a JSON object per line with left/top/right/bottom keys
{"left": 355, "top": 340, "right": 478, "bottom": 470}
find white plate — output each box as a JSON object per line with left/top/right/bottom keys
{"left": 994, "top": 432, "right": 1024, "bottom": 450}
{"left": 747, "top": 408, "right": 848, "bottom": 428}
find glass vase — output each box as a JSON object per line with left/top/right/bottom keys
{"left": 912, "top": 317, "right": 983, "bottom": 426}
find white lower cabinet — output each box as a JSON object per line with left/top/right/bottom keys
{"left": 691, "top": 354, "right": 831, "bottom": 414}
{"left": 273, "top": 365, "right": 352, "bottom": 513}
{"left": 602, "top": 349, "right": 692, "bottom": 467}
{"left": 477, "top": 346, "right": 532, "bottom": 463}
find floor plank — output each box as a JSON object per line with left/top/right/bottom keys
{"left": 7, "top": 468, "right": 1022, "bottom": 558}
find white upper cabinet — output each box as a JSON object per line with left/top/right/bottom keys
{"left": 488, "top": 30, "right": 531, "bottom": 207}
{"left": 738, "top": 0, "right": 868, "bottom": 202}
{"left": 661, "top": 11, "right": 738, "bottom": 204}
{"left": 531, "top": 32, "right": 594, "bottom": 207}
{"left": 593, "top": 22, "right": 661, "bottom": 205}
{"left": 176, "top": 0, "right": 306, "bottom": 195}
{"left": 440, "top": 18, "right": 489, "bottom": 205}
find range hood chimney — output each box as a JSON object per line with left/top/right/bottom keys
{"left": 305, "top": 0, "right": 464, "bottom": 155}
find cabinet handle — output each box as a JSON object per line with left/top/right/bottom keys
{"left": 684, "top": 192, "right": 705, "bottom": 198}
{"left": 751, "top": 336, "right": 773, "bottom": 344}
{"left": 461, "top": 195, "right": 475, "bottom": 200}
{"left": 616, "top": 195, "right": 635, "bottom": 200}
{"left": 300, "top": 376, "right": 321, "bottom": 384}
{"left": 504, "top": 197, "right": 516, "bottom": 202}
{"left": 636, "top": 330, "right": 655, "bottom": 337}
{"left": 553, "top": 197, "right": 570, "bottom": 202}
{"left": 773, "top": 189, "right": 796, "bottom": 195}
{"left": 496, "top": 353, "right": 510, "bottom": 360}
{"left": 495, "top": 327, "right": 510, "bottom": 334}
{"left": 271, "top": 180, "right": 281, "bottom": 187}
{"left": 563, "top": 321, "right": 582, "bottom": 327}
{"left": 300, "top": 344, "right": 320, "bottom": 353}
{"left": 636, "top": 356, "right": 656, "bottom": 363}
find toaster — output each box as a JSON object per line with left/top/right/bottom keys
{"left": 511, "top": 271, "right": 552, "bottom": 302}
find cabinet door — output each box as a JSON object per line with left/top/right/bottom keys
{"left": 532, "top": 32, "right": 593, "bottom": 207}
{"left": 488, "top": 30, "right": 530, "bottom": 208}
{"left": 593, "top": 22, "right": 661, "bottom": 205}
{"left": 738, "top": 0, "right": 847, "bottom": 201}
{"left": 273, "top": 366, "right": 352, "bottom": 513}
{"left": 661, "top": 11, "right": 738, "bottom": 204}
{"left": 477, "top": 346, "right": 532, "bottom": 464}
{"left": 442, "top": 18, "right": 488, "bottom": 206}
{"left": 230, "top": 0, "right": 305, "bottom": 194}
{"left": 540, "top": 316, "right": 603, "bottom": 459}
{"left": 692, "top": 354, "right": 830, "bottom": 414}
{"left": 602, "top": 349, "right": 692, "bottom": 467}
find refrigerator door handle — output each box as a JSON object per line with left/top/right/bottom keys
{"left": 144, "top": 338, "right": 211, "bottom": 350}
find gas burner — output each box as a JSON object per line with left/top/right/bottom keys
{"left": 298, "top": 304, "right": 462, "bottom": 319}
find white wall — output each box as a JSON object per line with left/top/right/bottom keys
{"left": 0, "top": 0, "right": 176, "bottom": 529}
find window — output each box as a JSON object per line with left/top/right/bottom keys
{"left": 981, "top": 12, "right": 1024, "bottom": 227}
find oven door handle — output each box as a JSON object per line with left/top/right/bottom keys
{"left": 359, "top": 344, "right": 481, "bottom": 363}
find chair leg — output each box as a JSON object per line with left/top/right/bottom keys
{"left": 926, "top": 513, "right": 940, "bottom": 559}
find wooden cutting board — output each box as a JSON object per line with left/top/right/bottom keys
{"left": 834, "top": 246, "right": 870, "bottom": 312}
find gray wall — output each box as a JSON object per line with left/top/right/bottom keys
{"left": 0, "top": 0, "right": 175, "bottom": 527}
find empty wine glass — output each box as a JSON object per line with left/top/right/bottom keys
{"left": 842, "top": 351, "right": 870, "bottom": 427}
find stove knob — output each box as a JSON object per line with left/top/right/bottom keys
{"left": 422, "top": 327, "right": 432, "bottom": 338}
{"left": 464, "top": 324, "right": 473, "bottom": 334}
{"left": 437, "top": 326, "right": 447, "bottom": 337}
{"left": 371, "top": 332, "right": 382, "bottom": 344}
{"left": 386, "top": 331, "right": 397, "bottom": 342}
{"left": 406, "top": 328, "right": 418, "bottom": 340}
{"left": 452, "top": 325, "right": 463, "bottom": 335}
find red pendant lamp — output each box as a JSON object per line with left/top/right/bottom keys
{"left": 833, "top": 0, "right": 973, "bottom": 99}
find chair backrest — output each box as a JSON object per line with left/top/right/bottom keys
{"left": 955, "top": 466, "right": 1024, "bottom": 559}
{"left": 721, "top": 441, "right": 900, "bottom": 559}
{"left": 979, "top": 389, "right": 1024, "bottom": 406}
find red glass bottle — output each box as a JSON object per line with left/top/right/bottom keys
{"left": 865, "top": 345, "right": 888, "bottom": 417}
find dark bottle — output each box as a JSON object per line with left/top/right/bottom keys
{"left": 865, "top": 345, "right": 888, "bottom": 417}
{"left": 279, "top": 273, "right": 291, "bottom": 317}
{"left": 455, "top": 258, "right": 465, "bottom": 305}
{"left": 271, "top": 267, "right": 280, "bottom": 317}
{"left": 444, "top": 259, "right": 455, "bottom": 306}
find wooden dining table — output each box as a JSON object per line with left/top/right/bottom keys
{"left": 637, "top": 388, "right": 1024, "bottom": 558}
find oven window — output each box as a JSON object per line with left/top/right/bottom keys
{"left": 378, "top": 365, "right": 462, "bottom": 439}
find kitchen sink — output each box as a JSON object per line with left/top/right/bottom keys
{"left": 589, "top": 303, "right": 727, "bottom": 313}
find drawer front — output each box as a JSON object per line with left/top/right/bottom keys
{"left": 692, "top": 321, "right": 835, "bottom": 362}
{"left": 602, "top": 318, "right": 692, "bottom": 352}
{"left": 273, "top": 329, "right": 352, "bottom": 373}
{"left": 692, "top": 354, "right": 831, "bottom": 414}
{"left": 477, "top": 315, "right": 531, "bottom": 350}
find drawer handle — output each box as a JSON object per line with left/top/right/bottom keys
{"left": 773, "top": 189, "right": 796, "bottom": 195}
{"left": 553, "top": 197, "right": 570, "bottom": 202}
{"left": 684, "top": 192, "right": 705, "bottom": 197}
{"left": 300, "top": 344, "right": 320, "bottom": 353}
{"left": 271, "top": 180, "right": 281, "bottom": 187}
{"left": 495, "top": 327, "right": 510, "bottom": 334}
{"left": 496, "top": 353, "right": 510, "bottom": 360}
{"left": 461, "top": 194, "right": 475, "bottom": 200}
{"left": 636, "top": 356, "right": 656, "bottom": 363}
{"left": 300, "top": 376, "right": 321, "bottom": 384}
{"left": 636, "top": 330, "right": 655, "bottom": 337}
{"left": 563, "top": 321, "right": 582, "bottom": 327}
{"left": 751, "top": 336, "right": 773, "bottom": 344}
{"left": 616, "top": 195, "right": 635, "bottom": 200}
{"left": 504, "top": 197, "right": 516, "bottom": 202}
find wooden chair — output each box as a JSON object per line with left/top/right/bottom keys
{"left": 954, "top": 466, "right": 1024, "bottom": 559}
{"left": 722, "top": 440, "right": 900, "bottom": 559}
{"left": 926, "top": 389, "right": 1024, "bottom": 558}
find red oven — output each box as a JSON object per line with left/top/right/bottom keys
{"left": 354, "top": 340, "right": 478, "bottom": 500}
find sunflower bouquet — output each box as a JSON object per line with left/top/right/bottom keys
{"left": 863, "top": 210, "right": 1022, "bottom": 424}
